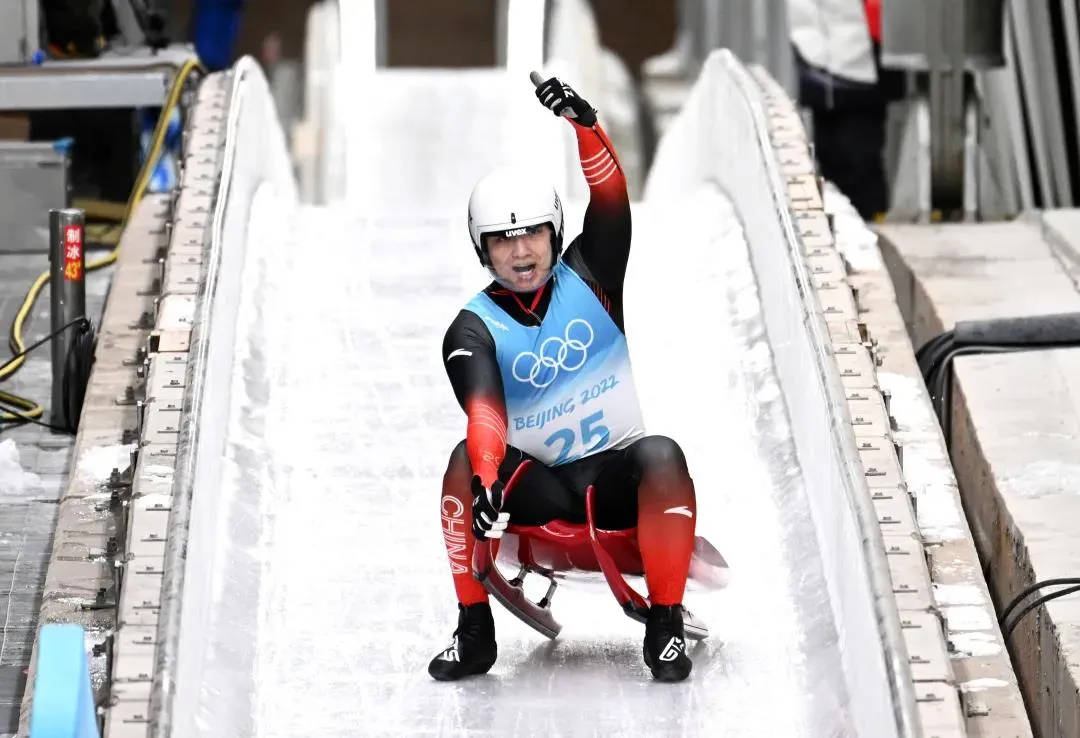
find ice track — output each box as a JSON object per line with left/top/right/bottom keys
{"left": 200, "top": 71, "right": 853, "bottom": 736}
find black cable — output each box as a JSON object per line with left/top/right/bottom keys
{"left": 926, "top": 345, "right": 1020, "bottom": 437}
{"left": 1002, "top": 582, "right": 1080, "bottom": 640}
{"left": 920, "top": 314, "right": 1080, "bottom": 431}
{"left": 0, "top": 317, "right": 91, "bottom": 376}
{"left": 1000, "top": 577, "right": 1080, "bottom": 625}
{"left": 916, "top": 331, "right": 957, "bottom": 416}
{"left": 61, "top": 320, "right": 97, "bottom": 432}
{"left": 916, "top": 320, "right": 1080, "bottom": 643}
{"left": 921, "top": 340, "right": 1059, "bottom": 442}
{"left": 0, "top": 317, "right": 95, "bottom": 432}
{"left": 915, "top": 329, "right": 954, "bottom": 376}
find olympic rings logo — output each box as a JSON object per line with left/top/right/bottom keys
{"left": 512, "top": 319, "right": 594, "bottom": 388}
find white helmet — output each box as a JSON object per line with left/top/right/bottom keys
{"left": 467, "top": 167, "right": 564, "bottom": 269}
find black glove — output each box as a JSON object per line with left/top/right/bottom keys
{"left": 535, "top": 77, "right": 597, "bottom": 127}
{"left": 471, "top": 476, "right": 509, "bottom": 540}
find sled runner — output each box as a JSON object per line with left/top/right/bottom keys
{"left": 472, "top": 460, "right": 729, "bottom": 641}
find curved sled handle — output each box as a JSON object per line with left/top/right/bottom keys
{"left": 585, "top": 485, "right": 650, "bottom": 618}
{"left": 472, "top": 460, "right": 533, "bottom": 581}
{"left": 498, "top": 459, "right": 532, "bottom": 507}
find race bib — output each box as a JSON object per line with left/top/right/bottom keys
{"left": 466, "top": 262, "right": 645, "bottom": 465}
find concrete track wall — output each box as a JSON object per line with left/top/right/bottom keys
{"left": 152, "top": 59, "right": 297, "bottom": 736}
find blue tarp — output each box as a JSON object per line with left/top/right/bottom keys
{"left": 29, "top": 624, "right": 99, "bottom": 738}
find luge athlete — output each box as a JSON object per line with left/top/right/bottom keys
{"left": 430, "top": 76, "right": 698, "bottom": 682}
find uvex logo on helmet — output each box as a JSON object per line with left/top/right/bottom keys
{"left": 504, "top": 227, "right": 528, "bottom": 237}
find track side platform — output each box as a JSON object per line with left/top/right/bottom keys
{"left": 878, "top": 215, "right": 1080, "bottom": 736}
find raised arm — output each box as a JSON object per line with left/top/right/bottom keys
{"left": 533, "top": 75, "right": 631, "bottom": 292}
{"left": 573, "top": 121, "right": 631, "bottom": 290}
{"left": 442, "top": 311, "right": 507, "bottom": 488}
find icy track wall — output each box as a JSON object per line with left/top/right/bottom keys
{"left": 149, "top": 58, "right": 297, "bottom": 737}
{"left": 645, "top": 51, "right": 919, "bottom": 738}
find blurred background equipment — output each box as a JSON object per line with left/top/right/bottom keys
{"left": 640, "top": 0, "right": 792, "bottom": 137}
{"left": 190, "top": 0, "right": 246, "bottom": 70}
{"left": 0, "top": 140, "right": 71, "bottom": 255}
{"left": 41, "top": 0, "right": 108, "bottom": 58}
{"left": 99, "top": 0, "right": 1080, "bottom": 222}
{"left": 881, "top": 0, "right": 1008, "bottom": 220}
{"left": 789, "top": 0, "right": 903, "bottom": 221}
{"left": 880, "top": 0, "right": 1080, "bottom": 220}
{"left": 0, "top": 0, "right": 41, "bottom": 64}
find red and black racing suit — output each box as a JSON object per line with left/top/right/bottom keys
{"left": 440, "top": 120, "right": 697, "bottom": 607}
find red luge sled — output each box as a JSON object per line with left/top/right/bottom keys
{"left": 471, "top": 461, "right": 729, "bottom": 641}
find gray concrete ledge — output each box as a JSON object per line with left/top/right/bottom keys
{"left": 878, "top": 220, "right": 1080, "bottom": 349}
{"left": 18, "top": 195, "right": 170, "bottom": 734}
{"left": 0, "top": 248, "right": 109, "bottom": 734}
{"left": 952, "top": 349, "right": 1080, "bottom": 738}
{"left": 878, "top": 214, "right": 1080, "bottom": 737}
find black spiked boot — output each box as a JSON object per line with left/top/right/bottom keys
{"left": 428, "top": 602, "right": 497, "bottom": 681}
{"left": 642, "top": 604, "right": 693, "bottom": 682}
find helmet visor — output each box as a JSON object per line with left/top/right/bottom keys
{"left": 481, "top": 223, "right": 549, "bottom": 247}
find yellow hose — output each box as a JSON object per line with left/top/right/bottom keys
{"left": 0, "top": 388, "right": 42, "bottom": 422}
{"left": 0, "top": 58, "right": 204, "bottom": 422}
{"left": 88, "top": 57, "right": 205, "bottom": 272}
{"left": 85, "top": 222, "right": 123, "bottom": 247}
{"left": 73, "top": 198, "right": 127, "bottom": 222}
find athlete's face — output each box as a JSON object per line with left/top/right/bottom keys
{"left": 485, "top": 224, "right": 553, "bottom": 292}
